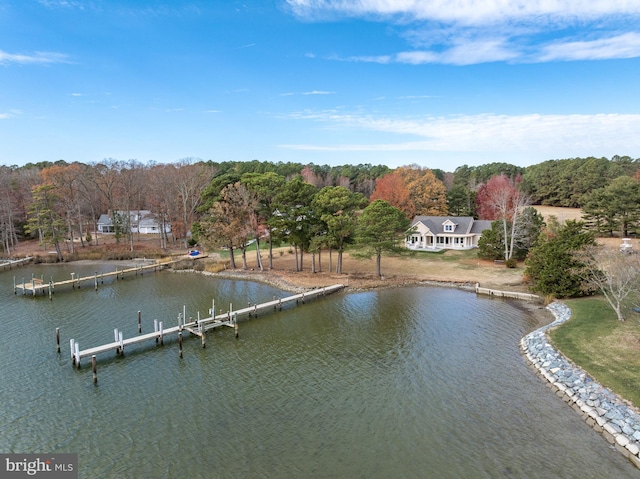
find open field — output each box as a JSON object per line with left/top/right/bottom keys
{"left": 211, "top": 245, "right": 530, "bottom": 293}
{"left": 532, "top": 205, "right": 583, "bottom": 222}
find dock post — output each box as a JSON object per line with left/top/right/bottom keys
{"left": 13, "top": 276, "right": 16, "bottom": 294}
{"left": 70, "top": 339, "right": 75, "bottom": 365}
{"left": 178, "top": 332, "right": 183, "bottom": 358}
{"left": 71, "top": 273, "right": 75, "bottom": 289}
{"left": 94, "top": 272, "right": 98, "bottom": 291}
{"left": 119, "top": 331, "right": 124, "bottom": 356}
{"left": 234, "top": 314, "right": 239, "bottom": 339}
{"left": 154, "top": 320, "right": 158, "bottom": 343}
{"left": 302, "top": 292, "right": 305, "bottom": 304}
{"left": 279, "top": 298, "right": 282, "bottom": 311}
{"left": 56, "top": 328, "right": 60, "bottom": 353}
{"left": 114, "top": 328, "right": 120, "bottom": 354}
{"left": 254, "top": 304, "right": 257, "bottom": 317}
{"left": 48, "top": 281, "right": 53, "bottom": 300}
{"left": 159, "top": 321, "right": 164, "bottom": 345}
{"left": 273, "top": 296, "right": 276, "bottom": 311}
{"left": 92, "top": 355, "right": 97, "bottom": 385}
{"left": 137, "top": 311, "right": 142, "bottom": 333}
{"left": 75, "top": 342, "right": 81, "bottom": 368}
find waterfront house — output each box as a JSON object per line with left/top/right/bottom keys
{"left": 406, "top": 216, "right": 492, "bottom": 250}
{"left": 97, "top": 210, "right": 170, "bottom": 234}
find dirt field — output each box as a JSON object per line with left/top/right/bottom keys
{"left": 212, "top": 246, "right": 529, "bottom": 293}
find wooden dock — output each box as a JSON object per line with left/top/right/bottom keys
{"left": 67, "top": 283, "right": 345, "bottom": 368}
{"left": 475, "top": 285, "right": 541, "bottom": 302}
{"left": 14, "top": 260, "right": 175, "bottom": 297}
{"left": 0, "top": 257, "right": 33, "bottom": 270}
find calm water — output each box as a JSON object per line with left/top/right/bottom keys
{"left": 0, "top": 263, "right": 637, "bottom": 478}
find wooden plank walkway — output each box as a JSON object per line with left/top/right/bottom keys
{"left": 14, "top": 260, "right": 175, "bottom": 297}
{"left": 68, "top": 283, "right": 345, "bottom": 368}
{"left": 0, "top": 257, "right": 33, "bottom": 270}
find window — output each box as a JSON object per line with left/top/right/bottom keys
{"left": 444, "top": 224, "right": 454, "bottom": 232}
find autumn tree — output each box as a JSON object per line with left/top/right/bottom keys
{"left": 199, "top": 182, "right": 255, "bottom": 269}
{"left": 477, "top": 207, "right": 543, "bottom": 262}
{"left": 355, "top": 200, "right": 409, "bottom": 278}
{"left": 370, "top": 172, "right": 415, "bottom": 218}
{"left": 476, "top": 174, "right": 529, "bottom": 261}
{"left": 393, "top": 166, "right": 448, "bottom": 216}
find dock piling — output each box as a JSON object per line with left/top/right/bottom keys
{"left": 137, "top": 311, "right": 142, "bottom": 333}
{"left": 56, "top": 327, "right": 60, "bottom": 353}
{"left": 92, "top": 355, "right": 97, "bottom": 384}
{"left": 75, "top": 342, "right": 81, "bottom": 368}
{"left": 178, "top": 332, "right": 183, "bottom": 358}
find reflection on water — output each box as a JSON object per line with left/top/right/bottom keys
{"left": 0, "top": 264, "right": 637, "bottom": 478}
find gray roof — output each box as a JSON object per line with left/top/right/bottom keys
{"left": 410, "top": 216, "right": 491, "bottom": 235}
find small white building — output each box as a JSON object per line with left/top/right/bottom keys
{"left": 406, "top": 216, "right": 492, "bottom": 251}
{"left": 96, "top": 210, "right": 170, "bottom": 234}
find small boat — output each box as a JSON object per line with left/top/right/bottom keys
{"left": 186, "top": 250, "right": 208, "bottom": 259}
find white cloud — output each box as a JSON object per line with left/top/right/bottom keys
{"left": 286, "top": 1, "right": 640, "bottom": 25}
{"left": 0, "top": 110, "right": 22, "bottom": 119}
{"left": 287, "top": 1, "right": 640, "bottom": 64}
{"left": 537, "top": 32, "right": 640, "bottom": 62}
{"left": 280, "top": 90, "right": 336, "bottom": 96}
{"left": 0, "top": 50, "right": 70, "bottom": 66}
{"left": 279, "top": 110, "right": 640, "bottom": 156}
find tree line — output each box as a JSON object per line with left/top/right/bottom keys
{"left": 3, "top": 155, "right": 640, "bottom": 287}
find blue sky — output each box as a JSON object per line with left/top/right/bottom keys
{"left": 2, "top": 0, "right": 640, "bottom": 171}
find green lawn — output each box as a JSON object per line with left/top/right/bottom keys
{"left": 550, "top": 297, "right": 640, "bottom": 407}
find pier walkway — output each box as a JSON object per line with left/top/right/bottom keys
{"left": 15, "top": 260, "right": 175, "bottom": 297}
{"left": 67, "top": 283, "right": 345, "bottom": 368}
{"left": 0, "top": 257, "right": 33, "bottom": 270}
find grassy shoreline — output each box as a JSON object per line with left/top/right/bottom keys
{"left": 550, "top": 297, "right": 640, "bottom": 408}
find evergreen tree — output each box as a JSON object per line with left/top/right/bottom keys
{"left": 525, "top": 220, "right": 597, "bottom": 298}
{"left": 354, "top": 200, "right": 409, "bottom": 278}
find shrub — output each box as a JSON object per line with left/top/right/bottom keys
{"left": 505, "top": 258, "right": 517, "bottom": 268}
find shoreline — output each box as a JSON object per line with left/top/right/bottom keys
{"left": 522, "top": 303, "right": 640, "bottom": 469}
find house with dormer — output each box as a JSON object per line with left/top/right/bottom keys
{"left": 96, "top": 210, "right": 171, "bottom": 234}
{"left": 406, "top": 216, "right": 492, "bottom": 250}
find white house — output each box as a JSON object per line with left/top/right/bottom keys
{"left": 406, "top": 216, "right": 492, "bottom": 251}
{"left": 96, "top": 210, "right": 171, "bottom": 234}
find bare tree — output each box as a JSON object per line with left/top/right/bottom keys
{"left": 476, "top": 174, "right": 530, "bottom": 261}
{"left": 172, "top": 159, "right": 215, "bottom": 248}
{"left": 578, "top": 245, "right": 640, "bottom": 321}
